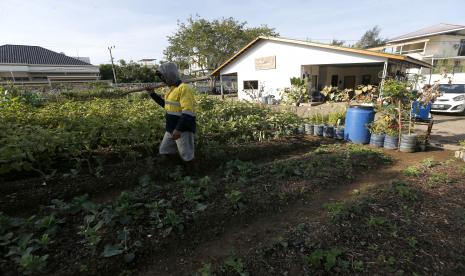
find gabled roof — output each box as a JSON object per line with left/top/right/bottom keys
{"left": 0, "top": 44, "right": 93, "bottom": 66}
{"left": 211, "top": 36, "right": 431, "bottom": 76}
{"left": 388, "top": 23, "right": 465, "bottom": 43}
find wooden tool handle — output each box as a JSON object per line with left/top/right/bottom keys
{"left": 119, "top": 76, "right": 210, "bottom": 96}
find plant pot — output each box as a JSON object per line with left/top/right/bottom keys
{"left": 419, "top": 144, "right": 426, "bottom": 152}
{"left": 400, "top": 134, "right": 417, "bottom": 153}
{"left": 314, "top": 124, "right": 324, "bottom": 136}
{"left": 304, "top": 124, "right": 314, "bottom": 135}
{"left": 384, "top": 135, "right": 398, "bottom": 150}
{"left": 323, "top": 125, "right": 335, "bottom": 138}
{"left": 335, "top": 127, "right": 345, "bottom": 140}
{"left": 369, "top": 133, "right": 385, "bottom": 148}
{"left": 297, "top": 125, "right": 305, "bottom": 135}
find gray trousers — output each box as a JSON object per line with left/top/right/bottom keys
{"left": 159, "top": 131, "right": 195, "bottom": 161}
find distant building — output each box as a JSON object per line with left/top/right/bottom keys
{"left": 138, "top": 58, "right": 157, "bottom": 67}
{"left": 211, "top": 36, "right": 429, "bottom": 100}
{"left": 72, "top": 56, "right": 92, "bottom": 64}
{"left": 370, "top": 23, "right": 465, "bottom": 85}
{"left": 0, "top": 44, "right": 99, "bottom": 84}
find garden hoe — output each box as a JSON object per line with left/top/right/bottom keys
{"left": 120, "top": 75, "right": 210, "bottom": 96}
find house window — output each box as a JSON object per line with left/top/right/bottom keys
{"left": 331, "top": 75, "right": 338, "bottom": 87}
{"left": 453, "top": 60, "right": 464, "bottom": 73}
{"left": 458, "top": 39, "right": 465, "bottom": 56}
{"left": 243, "top": 80, "right": 258, "bottom": 90}
{"left": 362, "top": 75, "right": 371, "bottom": 85}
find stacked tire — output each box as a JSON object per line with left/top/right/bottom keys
{"left": 400, "top": 134, "right": 417, "bottom": 153}
{"left": 335, "top": 127, "right": 344, "bottom": 140}
{"left": 323, "top": 126, "right": 335, "bottom": 138}
{"left": 384, "top": 135, "right": 398, "bottom": 150}
{"left": 314, "top": 125, "right": 324, "bottom": 136}
{"left": 369, "top": 133, "right": 385, "bottom": 148}
{"left": 304, "top": 124, "right": 314, "bottom": 135}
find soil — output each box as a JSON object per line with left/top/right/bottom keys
{"left": 1, "top": 138, "right": 460, "bottom": 276}
{"left": 139, "top": 148, "right": 455, "bottom": 275}
{"left": 0, "top": 137, "right": 319, "bottom": 216}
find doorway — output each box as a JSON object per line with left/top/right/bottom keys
{"left": 344, "top": 76, "right": 356, "bottom": 89}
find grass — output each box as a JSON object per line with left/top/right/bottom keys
{"left": 420, "top": 157, "right": 438, "bottom": 169}
{"left": 403, "top": 166, "right": 421, "bottom": 177}
{"left": 428, "top": 173, "right": 450, "bottom": 188}
{"left": 392, "top": 180, "right": 417, "bottom": 201}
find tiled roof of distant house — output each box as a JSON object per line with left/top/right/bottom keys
{"left": 0, "top": 44, "right": 92, "bottom": 65}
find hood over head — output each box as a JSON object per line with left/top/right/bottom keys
{"left": 157, "top": 62, "right": 182, "bottom": 86}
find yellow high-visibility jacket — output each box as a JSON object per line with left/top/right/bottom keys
{"left": 149, "top": 83, "right": 197, "bottom": 133}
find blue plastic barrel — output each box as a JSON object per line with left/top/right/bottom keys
{"left": 344, "top": 105, "right": 375, "bottom": 144}
{"left": 411, "top": 101, "right": 431, "bottom": 120}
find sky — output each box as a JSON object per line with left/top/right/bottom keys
{"left": 2, "top": 0, "right": 464, "bottom": 65}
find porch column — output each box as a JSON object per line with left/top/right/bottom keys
{"left": 380, "top": 60, "right": 388, "bottom": 97}
{"left": 429, "top": 57, "right": 434, "bottom": 85}
{"left": 220, "top": 74, "right": 224, "bottom": 100}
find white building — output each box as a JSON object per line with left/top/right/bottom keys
{"left": 138, "top": 58, "right": 157, "bottom": 67}
{"left": 0, "top": 44, "right": 99, "bottom": 84}
{"left": 211, "top": 36, "right": 429, "bottom": 100}
{"left": 370, "top": 23, "right": 465, "bottom": 86}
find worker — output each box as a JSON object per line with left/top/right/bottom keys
{"left": 145, "top": 62, "right": 196, "bottom": 164}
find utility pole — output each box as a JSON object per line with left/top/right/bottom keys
{"left": 107, "top": 46, "right": 117, "bottom": 85}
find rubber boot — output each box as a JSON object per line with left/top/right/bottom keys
{"left": 184, "top": 159, "right": 200, "bottom": 176}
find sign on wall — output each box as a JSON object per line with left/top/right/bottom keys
{"left": 255, "top": 56, "right": 276, "bottom": 70}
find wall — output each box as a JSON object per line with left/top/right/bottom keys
{"left": 220, "top": 40, "right": 386, "bottom": 100}
{"left": 404, "top": 34, "right": 465, "bottom": 85}
{"left": 424, "top": 35, "right": 465, "bottom": 58}
{"left": 0, "top": 64, "right": 99, "bottom": 73}
{"left": 0, "top": 64, "right": 100, "bottom": 81}
{"left": 318, "top": 65, "right": 382, "bottom": 89}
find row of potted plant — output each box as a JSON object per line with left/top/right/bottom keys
{"left": 366, "top": 79, "right": 441, "bottom": 152}
{"left": 321, "top": 84, "right": 379, "bottom": 103}
{"left": 294, "top": 111, "right": 346, "bottom": 139}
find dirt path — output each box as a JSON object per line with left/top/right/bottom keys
{"left": 141, "top": 148, "right": 453, "bottom": 275}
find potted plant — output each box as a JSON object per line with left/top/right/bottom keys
{"left": 368, "top": 121, "right": 385, "bottom": 148}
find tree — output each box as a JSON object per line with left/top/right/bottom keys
{"left": 354, "top": 26, "right": 387, "bottom": 49}
{"left": 330, "top": 39, "right": 345, "bottom": 47}
{"left": 164, "top": 16, "right": 278, "bottom": 76}
{"left": 116, "top": 60, "right": 158, "bottom": 83}
{"left": 100, "top": 60, "right": 160, "bottom": 83}
{"left": 99, "top": 64, "right": 114, "bottom": 81}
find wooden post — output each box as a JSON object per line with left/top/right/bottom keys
{"left": 398, "top": 99, "right": 402, "bottom": 150}
{"left": 220, "top": 74, "right": 224, "bottom": 100}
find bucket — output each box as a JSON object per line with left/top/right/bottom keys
{"left": 369, "top": 133, "right": 385, "bottom": 148}
{"left": 344, "top": 105, "right": 375, "bottom": 144}
{"left": 400, "top": 134, "right": 417, "bottom": 153}
{"left": 335, "top": 127, "right": 345, "bottom": 140}
{"left": 304, "top": 124, "right": 314, "bottom": 135}
{"left": 323, "top": 125, "right": 335, "bottom": 138}
{"left": 384, "top": 135, "right": 398, "bottom": 150}
{"left": 314, "top": 124, "right": 324, "bottom": 136}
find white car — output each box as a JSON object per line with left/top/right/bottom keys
{"left": 431, "top": 84, "right": 465, "bottom": 114}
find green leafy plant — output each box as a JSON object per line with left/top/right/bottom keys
{"left": 421, "top": 157, "right": 438, "bottom": 168}
{"left": 223, "top": 256, "right": 248, "bottom": 276}
{"left": 428, "top": 173, "right": 450, "bottom": 187}
{"left": 225, "top": 190, "right": 246, "bottom": 210}
{"left": 197, "top": 263, "right": 213, "bottom": 276}
{"left": 18, "top": 250, "right": 49, "bottom": 275}
{"left": 403, "top": 166, "right": 421, "bottom": 177}
{"left": 366, "top": 216, "right": 387, "bottom": 227}
{"left": 324, "top": 202, "right": 349, "bottom": 222}
{"left": 279, "top": 77, "right": 309, "bottom": 106}
{"left": 392, "top": 180, "right": 417, "bottom": 201}
{"left": 306, "top": 248, "right": 344, "bottom": 272}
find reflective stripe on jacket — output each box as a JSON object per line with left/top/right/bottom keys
{"left": 164, "top": 83, "right": 196, "bottom": 133}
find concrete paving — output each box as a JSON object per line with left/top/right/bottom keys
{"left": 425, "top": 113, "right": 465, "bottom": 150}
